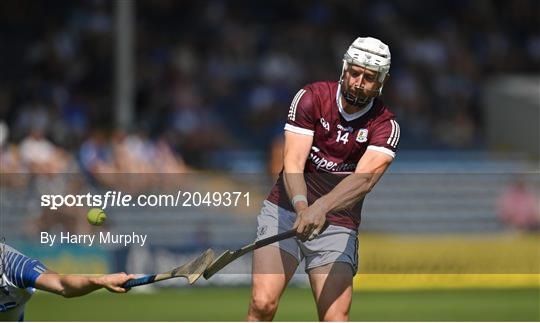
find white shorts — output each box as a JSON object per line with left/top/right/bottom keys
{"left": 256, "top": 200, "right": 359, "bottom": 274}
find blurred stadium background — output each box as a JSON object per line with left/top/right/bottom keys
{"left": 0, "top": 0, "right": 538, "bottom": 321}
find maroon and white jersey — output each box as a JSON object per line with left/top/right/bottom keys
{"left": 266, "top": 81, "right": 400, "bottom": 230}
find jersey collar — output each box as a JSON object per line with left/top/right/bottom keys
{"left": 336, "top": 83, "right": 374, "bottom": 121}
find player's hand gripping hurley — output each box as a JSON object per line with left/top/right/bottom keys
{"left": 123, "top": 248, "right": 214, "bottom": 288}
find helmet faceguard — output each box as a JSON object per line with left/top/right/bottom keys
{"left": 339, "top": 37, "right": 391, "bottom": 107}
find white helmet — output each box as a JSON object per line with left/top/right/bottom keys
{"left": 339, "top": 37, "right": 391, "bottom": 106}
{"left": 342, "top": 37, "right": 391, "bottom": 82}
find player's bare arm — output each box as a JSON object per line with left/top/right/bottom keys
{"left": 283, "top": 130, "right": 312, "bottom": 212}
{"left": 283, "top": 129, "right": 325, "bottom": 240}
{"left": 282, "top": 130, "right": 319, "bottom": 238}
{"left": 298, "top": 149, "right": 393, "bottom": 241}
{"left": 35, "top": 270, "right": 135, "bottom": 297}
{"left": 319, "top": 149, "right": 393, "bottom": 211}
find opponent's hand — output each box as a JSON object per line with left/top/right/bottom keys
{"left": 293, "top": 205, "right": 327, "bottom": 241}
{"left": 97, "top": 272, "right": 136, "bottom": 293}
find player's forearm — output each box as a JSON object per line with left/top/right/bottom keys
{"left": 56, "top": 274, "right": 105, "bottom": 298}
{"left": 283, "top": 161, "right": 308, "bottom": 211}
{"left": 315, "top": 173, "right": 378, "bottom": 214}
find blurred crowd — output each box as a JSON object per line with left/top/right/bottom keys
{"left": 0, "top": 0, "right": 539, "bottom": 174}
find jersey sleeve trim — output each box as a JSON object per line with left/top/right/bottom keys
{"left": 386, "top": 119, "right": 400, "bottom": 148}
{"left": 284, "top": 124, "right": 314, "bottom": 136}
{"left": 287, "top": 89, "right": 307, "bottom": 121}
{"left": 367, "top": 145, "right": 396, "bottom": 158}
{"left": 4, "top": 249, "right": 47, "bottom": 288}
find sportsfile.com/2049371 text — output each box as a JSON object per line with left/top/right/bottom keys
{"left": 40, "top": 191, "right": 251, "bottom": 210}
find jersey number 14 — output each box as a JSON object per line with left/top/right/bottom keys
{"left": 336, "top": 130, "right": 349, "bottom": 144}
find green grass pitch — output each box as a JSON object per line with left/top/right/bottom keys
{"left": 27, "top": 287, "right": 539, "bottom": 321}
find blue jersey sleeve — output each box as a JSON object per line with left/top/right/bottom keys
{"left": 4, "top": 249, "right": 48, "bottom": 288}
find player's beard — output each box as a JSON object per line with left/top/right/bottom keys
{"left": 341, "top": 83, "right": 373, "bottom": 107}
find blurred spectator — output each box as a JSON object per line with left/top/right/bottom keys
{"left": 79, "top": 128, "right": 117, "bottom": 187}
{"left": 79, "top": 128, "right": 115, "bottom": 173}
{"left": 79, "top": 128, "right": 190, "bottom": 191}
{"left": 19, "top": 128, "right": 72, "bottom": 174}
{"left": 497, "top": 179, "right": 540, "bottom": 231}
{"left": 0, "top": 121, "right": 30, "bottom": 187}
{"left": 152, "top": 135, "right": 190, "bottom": 174}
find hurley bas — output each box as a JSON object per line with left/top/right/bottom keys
{"left": 41, "top": 232, "right": 148, "bottom": 247}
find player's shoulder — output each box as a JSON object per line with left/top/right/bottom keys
{"left": 369, "top": 98, "right": 397, "bottom": 124}
{"left": 1, "top": 243, "right": 40, "bottom": 269}
{"left": 302, "top": 81, "right": 339, "bottom": 97}
{"left": 2, "top": 243, "right": 23, "bottom": 256}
